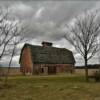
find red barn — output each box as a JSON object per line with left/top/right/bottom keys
{"left": 19, "top": 41, "right": 75, "bottom": 75}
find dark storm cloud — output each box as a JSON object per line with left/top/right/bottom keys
{"left": 10, "top": 1, "right": 98, "bottom": 41}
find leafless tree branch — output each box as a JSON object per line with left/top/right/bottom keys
{"left": 65, "top": 10, "right": 100, "bottom": 81}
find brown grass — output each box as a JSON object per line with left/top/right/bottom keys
{"left": 0, "top": 74, "right": 100, "bottom": 100}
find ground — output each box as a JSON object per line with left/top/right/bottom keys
{"left": 0, "top": 74, "right": 100, "bottom": 100}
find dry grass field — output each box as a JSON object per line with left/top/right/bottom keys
{"left": 0, "top": 67, "right": 22, "bottom": 76}
{"left": 75, "top": 68, "right": 99, "bottom": 75}
{"left": 0, "top": 74, "right": 100, "bottom": 100}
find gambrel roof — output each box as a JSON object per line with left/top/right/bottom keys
{"left": 19, "top": 43, "right": 75, "bottom": 64}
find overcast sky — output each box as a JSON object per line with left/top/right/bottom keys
{"left": 0, "top": 0, "right": 100, "bottom": 67}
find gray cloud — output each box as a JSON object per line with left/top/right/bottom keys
{"left": 0, "top": 1, "right": 100, "bottom": 66}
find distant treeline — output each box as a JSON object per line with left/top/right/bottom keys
{"left": 75, "top": 64, "right": 100, "bottom": 69}
{"left": 0, "top": 67, "right": 21, "bottom": 76}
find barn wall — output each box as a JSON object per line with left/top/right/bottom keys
{"left": 20, "top": 46, "right": 33, "bottom": 74}
{"left": 32, "top": 64, "right": 48, "bottom": 75}
{"left": 56, "top": 64, "right": 74, "bottom": 73}
{"left": 32, "top": 64, "right": 74, "bottom": 75}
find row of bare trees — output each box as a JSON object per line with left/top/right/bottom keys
{"left": 65, "top": 10, "right": 100, "bottom": 81}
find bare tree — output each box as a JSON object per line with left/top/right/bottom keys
{"left": 0, "top": 8, "right": 16, "bottom": 79}
{"left": 4, "top": 23, "right": 31, "bottom": 85}
{"left": 0, "top": 8, "right": 16, "bottom": 60}
{"left": 0, "top": 7, "right": 32, "bottom": 85}
{"left": 4, "top": 24, "right": 25, "bottom": 85}
{"left": 65, "top": 10, "right": 100, "bottom": 81}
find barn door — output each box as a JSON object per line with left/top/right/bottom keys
{"left": 48, "top": 66, "right": 56, "bottom": 74}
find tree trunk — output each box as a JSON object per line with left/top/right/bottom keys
{"left": 84, "top": 57, "right": 89, "bottom": 82}
{"left": 4, "top": 45, "right": 16, "bottom": 85}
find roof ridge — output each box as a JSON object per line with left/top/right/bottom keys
{"left": 24, "top": 43, "right": 72, "bottom": 52}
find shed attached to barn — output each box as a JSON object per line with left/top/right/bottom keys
{"left": 19, "top": 41, "right": 75, "bottom": 75}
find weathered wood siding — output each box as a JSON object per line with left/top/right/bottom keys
{"left": 19, "top": 43, "right": 75, "bottom": 75}
{"left": 20, "top": 46, "right": 74, "bottom": 75}
{"left": 32, "top": 64, "right": 74, "bottom": 75}
{"left": 20, "top": 46, "right": 33, "bottom": 74}
{"left": 56, "top": 64, "right": 74, "bottom": 73}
